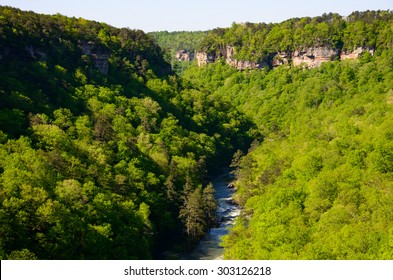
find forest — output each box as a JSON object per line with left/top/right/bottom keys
{"left": 0, "top": 6, "right": 252, "bottom": 259}
{"left": 149, "top": 30, "right": 207, "bottom": 74}
{"left": 197, "top": 10, "right": 393, "bottom": 62}
{"left": 0, "top": 6, "right": 392, "bottom": 259}
{"left": 189, "top": 53, "right": 393, "bottom": 259}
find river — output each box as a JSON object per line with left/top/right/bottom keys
{"left": 186, "top": 171, "right": 240, "bottom": 260}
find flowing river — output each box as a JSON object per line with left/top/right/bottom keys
{"left": 186, "top": 171, "right": 241, "bottom": 260}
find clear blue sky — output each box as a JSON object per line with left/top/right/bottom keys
{"left": 1, "top": 0, "right": 392, "bottom": 32}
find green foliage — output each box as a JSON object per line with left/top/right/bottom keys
{"left": 216, "top": 50, "right": 393, "bottom": 260}
{"left": 149, "top": 31, "right": 207, "bottom": 75}
{"left": 196, "top": 11, "right": 392, "bottom": 62}
{"left": 0, "top": 6, "right": 251, "bottom": 259}
{"left": 179, "top": 186, "right": 206, "bottom": 240}
{"left": 179, "top": 183, "right": 217, "bottom": 245}
{"left": 150, "top": 31, "right": 207, "bottom": 53}
{"left": 1, "top": 5, "right": 393, "bottom": 261}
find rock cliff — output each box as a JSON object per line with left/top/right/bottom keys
{"left": 78, "top": 41, "right": 110, "bottom": 74}
{"left": 0, "top": 45, "right": 47, "bottom": 61}
{"left": 340, "top": 47, "right": 374, "bottom": 60}
{"left": 292, "top": 47, "right": 339, "bottom": 68}
{"left": 175, "top": 50, "right": 194, "bottom": 62}
{"left": 271, "top": 52, "right": 290, "bottom": 68}
{"left": 1, "top": 42, "right": 110, "bottom": 75}
{"left": 196, "top": 51, "right": 216, "bottom": 66}
{"left": 225, "top": 46, "right": 267, "bottom": 70}
{"left": 194, "top": 46, "right": 374, "bottom": 70}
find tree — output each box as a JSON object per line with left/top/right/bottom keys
{"left": 179, "top": 186, "right": 206, "bottom": 241}
{"left": 203, "top": 183, "right": 217, "bottom": 229}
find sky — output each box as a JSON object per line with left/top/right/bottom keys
{"left": 1, "top": 0, "right": 392, "bottom": 32}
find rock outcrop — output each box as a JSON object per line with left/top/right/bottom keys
{"left": 292, "top": 47, "right": 339, "bottom": 68}
{"left": 271, "top": 52, "right": 290, "bottom": 68}
{"left": 340, "top": 47, "right": 374, "bottom": 60}
{"left": 225, "top": 46, "right": 268, "bottom": 70}
{"left": 78, "top": 41, "right": 110, "bottom": 74}
{"left": 194, "top": 45, "right": 375, "bottom": 70}
{"left": 195, "top": 46, "right": 266, "bottom": 70}
{"left": 196, "top": 51, "right": 216, "bottom": 66}
{"left": 195, "top": 46, "right": 341, "bottom": 70}
{"left": 0, "top": 46, "right": 47, "bottom": 61}
{"left": 175, "top": 50, "right": 194, "bottom": 62}
{"left": 26, "top": 46, "right": 47, "bottom": 60}
{"left": 229, "top": 60, "right": 263, "bottom": 70}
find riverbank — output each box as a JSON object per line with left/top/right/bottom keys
{"left": 186, "top": 171, "right": 240, "bottom": 260}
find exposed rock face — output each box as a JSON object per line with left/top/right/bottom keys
{"left": 224, "top": 46, "right": 235, "bottom": 63}
{"left": 223, "top": 46, "right": 238, "bottom": 67}
{"left": 196, "top": 52, "right": 206, "bottom": 66}
{"left": 175, "top": 50, "right": 194, "bottom": 62}
{"left": 224, "top": 46, "right": 266, "bottom": 70}
{"left": 231, "top": 60, "right": 262, "bottom": 70}
{"left": 26, "top": 46, "right": 47, "bottom": 60}
{"left": 271, "top": 52, "right": 290, "bottom": 67}
{"left": 94, "top": 54, "right": 110, "bottom": 74}
{"left": 292, "top": 47, "right": 339, "bottom": 68}
{"left": 196, "top": 46, "right": 340, "bottom": 70}
{"left": 195, "top": 45, "right": 374, "bottom": 70}
{"left": 196, "top": 51, "right": 216, "bottom": 66}
{"left": 340, "top": 47, "right": 374, "bottom": 60}
{"left": 78, "top": 41, "right": 110, "bottom": 74}
{"left": 196, "top": 46, "right": 266, "bottom": 70}
{"left": 1, "top": 46, "right": 47, "bottom": 61}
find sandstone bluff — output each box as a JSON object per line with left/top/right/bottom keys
{"left": 176, "top": 46, "right": 374, "bottom": 70}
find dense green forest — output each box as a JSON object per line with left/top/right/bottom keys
{"left": 170, "top": 10, "right": 393, "bottom": 259}
{"left": 0, "top": 6, "right": 251, "bottom": 259}
{"left": 185, "top": 52, "right": 393, "bottom": 259}
{"left": 0, "top": 6, "right": 392, "bottom": 260}
{"left": 197, "top": 10, "right": 393, "bottom": 62}
{"left": 149, "top": 31, "right": 207, "bottom": 74}
{"left": 150, "top": 31, "right": 207, "bottom": 54}
{"left": 150, "top": 11, "right": 393, "bottom": 64}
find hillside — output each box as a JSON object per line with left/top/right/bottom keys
{"left": 178, "top": 15, "right": 393, "bottom": 257}
{"left": 0, "top": 6, "right": 251, "bottom": 259}
{"left": 0, "top": 6, "right": 392, "bottom": 260}
{"left": 157, "top": 11, "right": 393, "bottom": 71}
{"left": 149, "top": 31, "right": 207, "bottom": 54}
{"left": 197, "top": 54, "right": 393, "bottom": 259}
{"left": 149, "top": 31, "right": 207, "bottom": 74}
